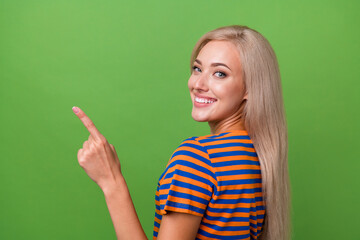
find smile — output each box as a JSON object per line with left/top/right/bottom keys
{"left": 194, "top": 97, "right": 217, "bottom": 104}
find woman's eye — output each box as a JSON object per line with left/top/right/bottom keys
{"left": 192, "top": 66, "right": 201, "bottom": 72}
{"left": 215, "top": 71, "right": 226, "bottom": 78}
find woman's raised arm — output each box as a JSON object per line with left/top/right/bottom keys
{"left": 72, "top": 106, "right": 203, "bottom": 239}
{"left": 72, "top": 106, "right": 147, "bottom": 239}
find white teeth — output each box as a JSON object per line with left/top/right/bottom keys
{"left": 195, "top": 97, "right": 216, "bottom": 104}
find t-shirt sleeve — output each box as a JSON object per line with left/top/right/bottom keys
{"left": 158, "top": 138, "right": 217, "bottom": 217}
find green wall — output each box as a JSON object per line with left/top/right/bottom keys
{"left": 1, "top": 0, "right": 359, "bottom": 239}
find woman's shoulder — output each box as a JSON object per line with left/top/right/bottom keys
{"left": 181, "top": 129, "right": 251, "bottom": 144}
{"left": 175, "top": 130, "right": 253, "bottom": 156}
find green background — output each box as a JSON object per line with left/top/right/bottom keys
{"left": 1, "top": 0, "right": 359, "bottom": 239}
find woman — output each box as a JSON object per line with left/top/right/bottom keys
{"left": 73, "top": 25, "right": 291, "bottom": 240}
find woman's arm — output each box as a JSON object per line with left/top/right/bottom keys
{"left": 102, "top": 176, "right": 148, "bottom": 240}
{"left": 72, "top": 107, "right": 202, "bottom": 239}
{"left": 157, "top": 211, "right": 203, "bottom": 240}
{"left": 103, "top": 176, "right": 203, "bottom": 240}
{"left": 72, "top": 107, "right": 147, "bottom": 239}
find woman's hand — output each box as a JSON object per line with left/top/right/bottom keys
{"left": 72, "top": 106, "right": 123, "bottom": 193}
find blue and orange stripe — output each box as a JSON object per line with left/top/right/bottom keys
{"left": 153, "top": 130, "right": 265, "bottom": 240}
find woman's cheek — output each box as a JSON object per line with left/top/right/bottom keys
{"left": 211, "top": 82, "right": 227, "bottom": 99}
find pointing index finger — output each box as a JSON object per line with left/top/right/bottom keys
{"left": 72, "top": 106, "right": 103, "bottom": 141}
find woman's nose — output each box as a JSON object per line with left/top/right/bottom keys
{"left": 194, "top": 74, "right": 209, "bottom": 92}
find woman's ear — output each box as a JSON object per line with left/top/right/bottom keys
{"left": 243, "top": 92, "right": 248, "bottom": 100}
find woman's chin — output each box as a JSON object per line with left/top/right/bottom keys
{"left": 191, "top": 112, "right": 210, "bottom": 122}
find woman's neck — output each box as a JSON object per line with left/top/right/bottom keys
{"left": 208, "top": 118, "right": 246, "bottom": 135}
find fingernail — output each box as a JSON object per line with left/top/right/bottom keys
{"left": 72, "top": 106, "right": 79, "bottom": 114}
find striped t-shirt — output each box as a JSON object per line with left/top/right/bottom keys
{"left": 153, "top": 130, "right": 265, "bottom": 240}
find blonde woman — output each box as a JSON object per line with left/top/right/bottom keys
{"left": 73, "top": 25, "right": 291, "bottom": 240}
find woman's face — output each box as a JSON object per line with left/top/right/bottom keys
{"left": 188, "top": 40, "right": 247, "bottom": 123}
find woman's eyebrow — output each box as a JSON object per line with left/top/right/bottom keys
{"left": 212, "top": 62, "right": 232, "bottom": 71}
{"left": 194, "top": 59, "right": 202, "bottom": 65}
{"left": 194, "top": 59, "right": 232, "bottom": 71}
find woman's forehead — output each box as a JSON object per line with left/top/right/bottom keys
{"left": 196, "top": 40, "right": 242, "bottom": 71}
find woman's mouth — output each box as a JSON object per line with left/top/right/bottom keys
{"left": 195, "top": 97, "right": 217, "bottom": 104}
{"left": 194, "top": 96, "right": 217, "bottom": 107}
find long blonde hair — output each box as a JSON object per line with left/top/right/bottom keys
{"left": 190, "top": 25, "right": 291, "bottom": 240}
